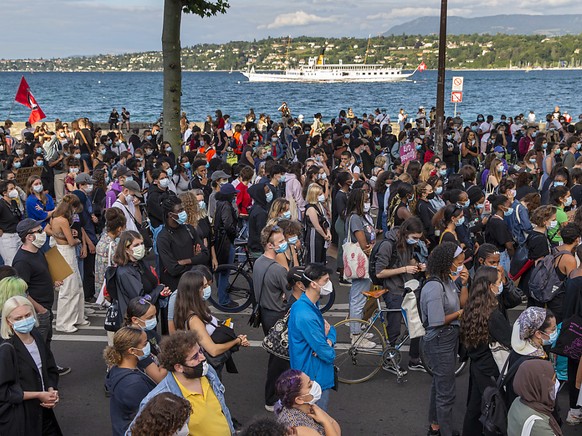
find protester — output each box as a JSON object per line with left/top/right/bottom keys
{"left": 128, "top": 392, "right": 191, "bottom": 436}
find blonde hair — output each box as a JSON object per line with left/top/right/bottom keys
{"left": 103, "top": 326, "right": 144, "bottom": 366}
{"left": 268, "top": 198, "right": 290, "bottom": 222}
{"left": 419, "top": 163, "right": 436, "bottom": 183}
{"left": 374, "top": 155, "right": 387, "bottom": 169}
{"left": 179, "top": 191, "right": 201, "bottom": 227}
{"left": 1, "top": 296, "right": 37, "bottom": 339}
{"left": 305, "top": 183, "right": 323, "bottom": 205}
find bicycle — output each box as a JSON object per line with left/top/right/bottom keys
{"left": 334, "top": 288, "right": 466, "bottom": 384}
{"left": 208, "top": 239, "right": 336, "bottom": 314}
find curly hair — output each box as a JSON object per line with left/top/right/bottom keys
{"left": 275, "top": 369, "right": 304, "bottom": 409}
{"left": 531, "top": 205, "right": 557, "bottom": 227}
{"left": 130, "top": 392, "right": 191, "bottom": 436}
{"left": 179, "top": 191, "right": 201, "bottom": 227}
{"left": 426, "top": 242, "right": 459, "bottom": 280}
{"left": 158, "top": 330, "right": 200, "bottom": 371}
{"left": 460, "top": 266, "right": 499, "bottom": 348}
{"left": 239, "top": 417, "right": 289, "bottom": 436}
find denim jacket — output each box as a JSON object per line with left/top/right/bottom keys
{"left": 125, "top": 366, "right": 234, "bottom": 435}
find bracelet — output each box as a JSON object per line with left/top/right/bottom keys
{"left": 457, "top": 310, "right": 462, "bottom": 319}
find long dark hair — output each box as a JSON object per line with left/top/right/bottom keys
{"left": 426, "top": 242, "right": 458, "bottom": 281}
{"left": 344, "top": 187, "right": 365, "bottom": 220}
{"left": 460, "top": 266, "right": 499, "bottom": 348}
{"left": 396, "top": 217, "right": 424, "bottom": 259}
{"left": 173, "top": 271, "right": 210, "bottom": 329}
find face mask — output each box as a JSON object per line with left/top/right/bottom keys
{"left": 300, "top": 380, "right": 322, "bottom": 405}
{"left": 553, "top": 181, "right": 565, "bottom": 187}
{"left": 282, "top": 211, "right": 291, "bottom": 219}
{"left": 318, "top": 173, "right": 327, "bottom": 180}
{"left": 35, "top": 147, "right": 43, "bottom": 154}
{"left": 146, "top": 135, "right": 153, "bottom": 141}
{"left": 255, "top": 140, "right": 260, "bottom": 147}
{"left": 32, "top": 232, "right": 47, "bottom": 249}
{"left": 198, "top": 200, "right": 206, "bottom": 210}
{"left": 509, "top": 189, "right": 516, "bottom": 198}
{"left": 542, "top": 330, "right": 558, "bottom": 346}
{"left": 182, "top": 360, "right": 209, "bottom": 379}
{"left": 319, "top": 281, "right": 333, "bottom": 296}
{"left": 475, "top": 203, "right": 484, "bottom": 210}
{"left": 142, "top": 318, "right": 157, "bottom": 331}
{"left": 279, "top": 175, "right": 286, "bottom": 183}
{"left": 344, "top": 133, "right": 350, "bottom": 139}
{"left": 420, "top": 134, "right": 425, "bottom": 139}
{"left": 496, "top": 282, "right": 504, "bottom": 295}
{"left": 275, "top": 241, "right": 289, "bottom": 253}
{"left": 174, "top": 211, "right": 188, "bottom": 225}
{"left": 33, "top": 184, "right": 44, "bottom": 193}
{"left": 132, "top": 244, "right": 146, "bottom": 260}
{"left": 455, "top": 216, "right": 465, "bottom": 226}
{"left": 266, "top": 191, "right": 273, "bottom": 202}
{"left": 416, "top": 144, "right": 422, "bottom": 151}
{"left": 554, "top": 148, "right": 561, "bottom": 155}
{"left": 135, "top": 342, "right": 151, "bottom": 361}
{"left": 100, "top": 149, "right": 107, "bottom": 155}
{"left": 435, "top": 187, "right": 443, "bottom": 195}
{"left": 159, "top": 178, "right": 170, "bottom": 189}
{"left": 74, "top": 153, "right": 81, "bottom": 159}
{"left": 35, "top": 160, "right": 44, "bottom": 167}
{"left": 12, "top": 315, "right": 36, "bottom": 334}
{"left": 497, "top": 165, "right": 504, "bottom": 172}
{"left": 16, "top": 149, "right": 24, "bottom": 156}
{"left": 564, "top": 196, "right": 573, "bottom": 207}
{"left": 125, "top": 193, "right": 134, "bottom": 204}
{"left": 439, "top": 169, "right": 447, "bottom": 176}
{"left": 13, "top": 162, "right": 21, "bottom": 169}
{"left": 406, "top": 238, "right": 419, "bottom": 245}
{"left": 199, "top": 141, "right": 205, "bottom": 147}
{"left": 165, "top": 168, "right": 173, "bottom": 178}
{"left": 327, "top": 139, "right": 332, "bottom": 144}
{"left": 529, "top": 158, "right": 536, "bottom": 164}
{"left": 165, "top": 146, "right": 172, "bottom": 153}
{"left": 504, "top": 208, "right": 514, "bottom": 217}
{"left": 496, "top": 152, "right": 504, "bottom": 159}
{"left": 363, "top": 202, "right": 371, "bottom": 213}
{"left": 202, "top": 286, "right": 212, "bottom": 301}
{"left": 288, "top": 235, "right": 298, "bottom": 245}
{"left": 458, "top": 200, "right": 470, "bottom": 208}
{"left": 374, "top": 137, "right": 380, "bottom": 141}
{"left": 318, "top": 194, "right": 325, "bottom": 203}
{"left": 450, "top": 264, "right": 464, "bottom": 276}
{"left": 85, "top": 184, "right": 93, "bottom": 193}
{"left": 124, "top": 175, "right": 134, "bottom": 182}
{"left": 548, "top": 220, "right": 558, "bottom": 229}
{"left": 8, "top": 189, "right": 18, "bottom": 199}
{"left": 59, "top": 132, "right": 66, "bottom": 138}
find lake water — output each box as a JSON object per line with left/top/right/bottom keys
{"left": 1, "top": 69, "right": 581, "bottom": 124}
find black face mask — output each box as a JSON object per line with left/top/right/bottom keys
{"left": 427, "top": 193, "right": 435, "bottom": 200}
{"left": 181, "top": 360, "right": 206, "bottom": 379}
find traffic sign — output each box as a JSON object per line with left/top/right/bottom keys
{"left": 452, "top": 76, "right": 464, "bottom": 92}
{"left": 451, "top": 91, "right": 463, "bottom": 103}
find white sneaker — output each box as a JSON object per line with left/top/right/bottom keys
{"left": 76, "top": 320, "right": 91, "bottom": 327}
{"left": 264, "top": 404, "right": 274, "bottom": 412}
{"left": 351, "top": 335, "right": 376, "bottom": 349}
{"left": 567, "top": 408, "right": 582, "bottom": 425}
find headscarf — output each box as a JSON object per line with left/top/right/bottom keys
{"left": 511, "top": 307, "right": 547, "bottom": 358}
{"left": 513, "top": 359, "right": 562, "bottom": 436}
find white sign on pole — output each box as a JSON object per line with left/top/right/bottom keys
{"left": 452, "top": 76, "right": 464, "bottom": 92}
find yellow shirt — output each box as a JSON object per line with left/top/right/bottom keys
{"left": 173, "top": 374, "right": 230, "bottom": 436}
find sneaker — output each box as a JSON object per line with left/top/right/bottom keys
{"left": 383, "top": 365, "right": 408, "bottom": 376}
{"left": 338, "top": 277, "right": 351, "bottom": 286}
{"left": 408, "top": 359, "right": 427, "bottom": 373}
{"left": 567, "top": 408, "right": 582, "bottom": 425}
{"left": 84, "top": 307, "right": 96, "bottom": 315}
{"left": 56, "top": 327, "right": 78, "bottom": 333}
{"left": 57, "top": 366, "right": 71, "bottom": 376}
{"left": 264, "top": 404, "right": 275, "bottom": 412}
{"left": 76, "top": 320, "right": 91, "bottom": 327}
{"left": 351, "top": 335, "right": 376, "bottom": 349}
{"left": 427, "top": 427, "right": 440, "bottom": 436}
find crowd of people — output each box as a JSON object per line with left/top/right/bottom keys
{"left": 0, "top": 103, "right": 581, "bottom": 436}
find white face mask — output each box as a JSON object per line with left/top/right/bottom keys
{"left": 363, "top": 202, "right": 371, "bottom": 213}
{"left": 174, "top": 421, "right": 190, "bottom": 436}
{"left": 300, "top": 380, "right": 322, "bottom": 405}
{"left": 319, "top": 280, "right": 334, "bottom": 296}
{"left": 131, "top": 244, "right": 145, "bottom": 260}
{"left": 159, "top": 178, "right": 170, "bottom": 189}
{"left": 8, "top": 189, "right": 18, "bottom": 199}
{"left": 32, "top": 232, "right": 47, "bottom": 249}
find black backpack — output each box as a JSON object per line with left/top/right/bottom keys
{"left": 368, "top": 238, "right": 396, "bottom": 286}
{"left": 529, "top": 250, "right": 571, "bottom": 303}
{"left": 480, "top": 356, "right": 528, "bottom": 435}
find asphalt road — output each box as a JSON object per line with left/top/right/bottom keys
{"left": 50, "top": 260, "right": 580, "bottom": 436}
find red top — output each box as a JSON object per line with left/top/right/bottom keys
{"left": 236, "top": 183, "right": 252, "bottom": 216}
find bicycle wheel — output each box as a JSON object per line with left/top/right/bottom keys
{"left": 333, "top": 318, "right": 386, "bottom": 384}
{"left": 418, "top": 337, "right": 467, "bottom": 377}
{"left": 319, "top": 287, "right": 336, "bottom": 314}
{"left": 208, "top": 264, "right": 254, "bottom": 313}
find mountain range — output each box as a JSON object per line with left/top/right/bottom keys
{"left": 385, "top": 14, "right": 582, "bottom": 36}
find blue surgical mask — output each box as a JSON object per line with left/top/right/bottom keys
{"left": 344, "top": 133, "right": 351, "bottom": 139}
{"left": 146, "top": 135, "right": 153, "bottom": 141}
{"left": 184, "top": 162, "right": 191, "bottom": 169}
{"left": 35, "top": 147, "right": 42, "bottom": 154}
{"left": 13, "top": 162, "right": 21, "bottom": 169}
{"left": 455, "top": 216, "right": 465, "bottom": 226}
{"left": 35, "top": 160, "right": 44, "bottom": 167}
{"left": 266, "top": 191, "right": 273, "bottom": 202}
{"left": 435, "top": 187, "right": 443, "bottom": 195}
{"left": 504, "top": 208, "right": 514, "bottom": 217}
{"left": 125, "top": 176, "right": 134, "bottom": 182}
{"left": 439, "top": 169, "right": 447, "bottom": 176}
{"left": 12, "top": 316, "right": 36, "bottom": 334}
{"left": 554, "top": 181, "right": 565, "bottom": 187}
{"left": 458, "top": 201, "right": 470, "bottom": 208}
{"left": 288, "top": 236, "right": 298, "bottom": 245}
{"left": 416, "top": 144, "right": 422, "bottom": 151}
{"left": 542, "top": 330, "right": 558, "bottom": 346}
{"left": 450, "top": 265, "right": 464, "bottom": 276}
{"left": 166, "top": 168, "right": 173, "bottom": 178}
{"left": 497, "top": 282, "right": 504, "bottom": 295}
{"left": 202, "top": 286, "right": 212, "bottom": 301}
{"left": 406, "top": 238, "right": 419, "bottom": 245}
{"left": 142, "top": 317, "right": 157, "bottom": 331}
{"left": 275, "top": 241, "right": 289, "bottom": 253}
{"left": 564, "top": 196, "right": 573, "bottom": 207}
{"left": 136, "top": 342, "right": 151, "bottom": 360}
{"left": 175, "top": 210, "right": 188, "bottom": 225}
{"left": 280, "top": 175, "right": 286, "bottom": 183}
{"left": 282, "top": 211, "right": 291, "bottom": 219}
{"left": 475, "top": 203, "right": 484, "bottom": 210}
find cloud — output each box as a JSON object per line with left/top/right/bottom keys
{"left": 258, "top": 11, "right": 337, "bottom": 30}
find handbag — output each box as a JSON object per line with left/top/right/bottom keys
{"left": 551, "top": 314, "right": 582, "bottom": 359}
{"left": 489, "top": 341, "right": 511, "bottom": 373}
{"left": 104, "top": 300, "right": 122, "bottom": 332}
{"left": 120, "top": 203, "right": 153, "bottom": 249}
{"left": 261, "top": 311, "right": 290, "bottom": 360}
{"left": 249, "top": 262, "right": 275, "bottom": 328}
{"left": 401, "top": 289, "right": 426, "bottom": 339}
{"left": 342, "top": 214, "right": 370, "bottom": 280}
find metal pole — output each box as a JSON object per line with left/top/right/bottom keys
{"left": 434, "top": 0, "right": 448, "bottom": 160}
{"left": 454, "top": 102, "right": 457, "bottom": 118}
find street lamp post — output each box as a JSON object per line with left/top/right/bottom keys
{"left": 434, "top": 0, "right": 448, "bottom": 160}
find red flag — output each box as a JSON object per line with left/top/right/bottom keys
{"left": 418, "top": 61, "right": 427, "bottom": 72}
{"left": 14, "top": 76, "right": 46, "bottom": 124}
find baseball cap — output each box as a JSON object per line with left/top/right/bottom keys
{"left": 122, "top": 180, "right": 143, "bottom": 197}
{"left": 75, "top": 173, "right": 96, "bottom": 185}
{"left": 17, "top": 218, "right": 43, "bottom": 239}
{"left": 211, "top": 170, "right": 230, "bottom": 182}
{"left": 116, "top": 166, "right": 134, "bottom": 178}
{"left": 220, "top": 183, "right": 237, "bottom": 195}
{"left": 494, "top": 146, "right": 505, "bottom": 153}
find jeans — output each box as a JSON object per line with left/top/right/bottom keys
{"left": 423, "top": 325, "right": 459, "bottom": 436}
{"left": 349, "top": 278, "right": 371, "bottom": 334}
{"left": 36, "top": 309, "right": 53, "bottom": 350}
{"left": 261, "top": 308, "right": 290, "bottom": 406}
{"left": 317, "top": 389, "right": 331, "bottom": 412}
{"left": 216, "top": 244, "right": 235, "bottom": 306}
{"left": 384, "top": 292, "right": 419, "bottom": 360}
{"left": 334, "top": 218, "right": 345, "bottom": 270}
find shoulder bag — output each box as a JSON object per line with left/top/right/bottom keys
{"left": 248, "top": 261, "right": 275, "bottom": 328}
{"left": 120, "top": 203, "right": 153, "bottom": 249}
{"left": 342, "top": 214, "right": 370, "bottom": 279}
{"left": 261, "top": 310, "right": 290, "bottom": 360}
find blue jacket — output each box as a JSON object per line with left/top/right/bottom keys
{"left": 25, "top": 194, "right": 54, "bottom": 226}
{"left": 125, "top": 366, "right": 234, "bottom": 435}
{"left": 288, "top": 293, "right": 336, "bottom": 390}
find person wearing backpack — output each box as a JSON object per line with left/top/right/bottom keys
{"left": 374, "top": 217, "right": 426, "bottom": 374}
{"left": 460, "top": 266, "right": 512, "bottom": 436}
{"left": 507, "top": 360, "right": 562, "bottom": 436}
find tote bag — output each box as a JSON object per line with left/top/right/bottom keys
{"left": 342, "top": 214, "right": 369, "bottom": 279}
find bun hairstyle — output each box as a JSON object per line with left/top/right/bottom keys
{"left": 103, "top": 326, "right": 143, "bottom": 366}
{"left": 432, "top": 203, "right": 463, "bottom": 231}
{"left": 487, "top": 194, "right": 508, "bottom": 212}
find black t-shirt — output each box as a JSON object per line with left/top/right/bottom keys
{"left": 526, "top": 230, "right": 550, "bottom": 260}
{"left": 571, "top": 184, "right": 582, "bottom": 209}
{"left": 0, "top": 199, "right": 22, "bottom": 233}
{"left": 12, "top": 248, "right": 54, "bottom": 309}
{"left": 485, "top": 215, "right": 513, "bottom": 251}
{"left": 515, "top": 185, "right": 537, "bottom": 201}
{"left": 239, "top": 145, "right": 254, "bottom": 167}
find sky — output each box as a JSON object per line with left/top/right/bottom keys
{"left": 2, "top": 0, "right": 578, "bottom": 59}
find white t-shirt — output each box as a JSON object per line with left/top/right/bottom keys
{"left": 112, "top": 199, "right": 138, "bottom": 232}
{"left": 24, "top": 339, "right": 44, "bottom": 390}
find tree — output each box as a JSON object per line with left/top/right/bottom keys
{"left": 162, "top": 0, "right": 229, "bottom": 153}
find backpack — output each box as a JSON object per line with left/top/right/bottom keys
{"left": 103, "top": 266, "right": 122, "bottom": 332}
{"left": 480, "top": 356, "right": 528, "bottom": 436}
{"left": 528, "top": 250, "right": 571, "bottom": 303}
{"left": 368, "top": 238, "right": 396, "bottom": 286}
